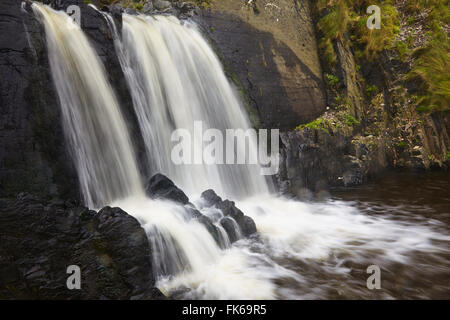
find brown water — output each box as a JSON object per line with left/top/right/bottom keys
{"left": 160, "top": 172, "right": 450, "bottom": 300}
{"left": 327, "top": 171, "right": 450, "bottom": 299}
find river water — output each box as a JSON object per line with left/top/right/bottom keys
{"left": 152, "top": 171, "right": 449, "bottom": 300}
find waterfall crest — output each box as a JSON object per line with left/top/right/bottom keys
{"left": 32, "top": 3, "right": 143, "bottom": 208}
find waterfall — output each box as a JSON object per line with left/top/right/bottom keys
{"left": 33, "top": 2, "right": 233, "bottom": 285}
{"left": 32, "top": 3, "right": 143, "bottom": 208}
{"left": 115, "top": 14, "right": 271, "bottom": 198}
{"left": 33, "top": 5, "right": 449, "bottom": 300}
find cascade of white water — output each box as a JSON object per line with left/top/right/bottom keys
{"left": 33, "top": 2, "right": 235, "bottom": 283}
{"left": 115, "top": 14, "right": 271, "bottom": 198}
{"left": 32, "top": 3, "right": 143, "bottom": 208}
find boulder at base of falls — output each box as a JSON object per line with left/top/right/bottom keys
{"left": 200, "top": 189, "right": 257, "bottom": 239}
{"left": 0, "top": 193, "right": 165, "bottom": 300}
{"left": 145, "top": 174, "right": 189, "bottom": 205}
{"left": 144, "top": 174, "right": 257, "bottom": 244}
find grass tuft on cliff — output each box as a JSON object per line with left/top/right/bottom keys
{"left": 316, "top": 0, "right": 449, "bottom": 113}
{"left": 405, "top": 0, "right": 450, "bottom": 113}
{"left": 316, "top": 0, "right": 400, "bottom": 65}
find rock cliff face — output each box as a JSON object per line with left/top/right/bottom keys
{"left": 0, "top": 0, "right": 74, "bottom": 199}
{"left": 275, "top": 1, "right": 449, "bottom": 195}
{"left": 194, "top": 0, "right": 327, "bottom": 129}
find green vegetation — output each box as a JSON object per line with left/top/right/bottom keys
{"left": 365, "top": 84, "right": 379, "bottom": 98}
{"left": 296, "top": 118, "right": 330, "bottom": 133}
{"left": 189, "top": 0, "right": 213, "bottom": 8}
{"left": 105, "top": 0, "right": 145, "bottom": 10}
{"left": 316, "top": 0, "right": 400, "bottom": 65}
{"left": 352, "top": 1, "right": 400, "bottom": 61}
{"left": 334, "top": 94, "right": 352, "bottom": 109}
{"left": 409, "top": 43, "right": 450, "bottom": 113}
{"left": 394, "top": 41, "right": 410, "bottom": 61}
{"left": 405, "top": 1, "right": 450, "bottom": 113}
{"left": 326, "top": 74, "right": 340, "bottom": 87}
{"left": 445, "top": 151, "right": 450, "bottom": 161}
{"left": 344, "top": 114, "right": 359, "bottom": 127}
{"left": 316, "top": 0, "right": 448, "bottom": 114}
{"left": 404, "top": 0, "right": 450, "bottom": 28}
{"left": 397, "top": 141, "right": 406, "bottom": 148}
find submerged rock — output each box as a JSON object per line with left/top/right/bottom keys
{"left": 144, "top": 174, "right": 257, "bottom": 244}
{"left": 0, "top": 194, "right": 164, "bottom": 300}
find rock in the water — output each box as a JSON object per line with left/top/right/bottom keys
{"left": 241, "top": 216, "right": 257, "bottom": 237}
{"left": 0, "top": 194, "right": 164, "bottom": 299}
{"left": 145, "top": 174, "right": 189, "bottom": 205}
{"left": 220, "top": 217, "right": 240, "bottom": 243}
{"left": 200, "top": 189, "right": 223, "bottom": 207}
{"left": 200, "top": 189, "right": 257, "bottom": 241}
{"left": 217, "top": 199, "right": 245, "bottom": 222}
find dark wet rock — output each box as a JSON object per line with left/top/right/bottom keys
{"left": 200, "top": 189, "right": 257, "bottom": 240}
{"left": 0, "top": 0, "right": 78, "bottom": 199}
{"left": 147, "top": 181, "right": 223, "bottom": 247}
{"left": 145, "top": 176, "right": 256, "bottom": 244}
{"left": 200, "top": 189, "right": 223, "bottom": 207}
{"left": 276, "top": 128, "right": 387, "bottom": 197}
{"left": 220, "top": 217, "right": 240, "bottom": 244}
{"left": 0, "top": 194, "right": 164, "bottom": 299}
{"left": 145, "top": 174, "right": 189, "bottom": 205}
{"left": 109, "top": 3, "right": 124, "bottom": 29}
{"left": 241, "top": 216, "right": 257, "bottom": 237}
